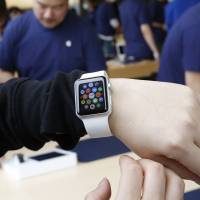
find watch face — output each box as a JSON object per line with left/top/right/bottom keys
{"left": 76, "top": 77, "right": 108, "bottom": 116}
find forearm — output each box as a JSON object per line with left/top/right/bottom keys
{"left": 141, "top": 24, "right": 159, "bottom": 58}
{"left": 0, "top": 71, "right": 86, "bottom": 156}
{"left": 109, "top": 78, "right": 200, "bottom": 182}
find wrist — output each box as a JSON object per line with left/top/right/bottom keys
{"left": 153, "top": 51, "right": 160, "bottom": 60}
{"left": 109, "top": 79, "right": 136, "bottom": 139}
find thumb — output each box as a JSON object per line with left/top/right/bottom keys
{"left": 85, "top": 178, "right": 111, "bottom": 200}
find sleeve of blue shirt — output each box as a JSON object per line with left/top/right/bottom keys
{"left": 108, "top": 4, "right": 118, "bottom": 21}
{"left": 182, "top": 27, "right": 200, "bottom": 72}
{"left": 82, "top": 20, "right": 106, "bottom": 72}
{"left": 139, "top": 3, "right": 151, "bottom": 25}
{"left": 0, "top": 20, "right": 20, "bottom": 72}
{"left": 165, "top": 3, "right": 175, "bottom": 31}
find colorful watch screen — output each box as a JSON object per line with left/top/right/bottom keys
{"left": 77, "top": 77, "right": 108, "bottom": 116}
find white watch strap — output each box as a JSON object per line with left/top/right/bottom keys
{"left": 79, "top": 71, "right": 112, "bottom": 138}
{"left": 81, "top": 71, "right": 107, "bottom": 79}
{"left": 82, "top": 115, "right": 112, "bottom": 138}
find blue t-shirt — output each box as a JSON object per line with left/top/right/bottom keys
{"left": 0, "top": 11, "right": 106, "bottom": 80}
{"left": 119, "top": 0, "right": 153, "bottom": 59}
{"left": 165, "top": 0, "right": 200, "bottom": 30}
{"left": 158, "top": 3, "right": 200, "bottom": 85}
{"left": 95, "top": 2, "right": 118, "bottom": 36}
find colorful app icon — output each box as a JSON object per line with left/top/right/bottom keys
{"left": 80, "top": 90, "right": 85, "bottom": 95}
{"left": 84, "top": 105, "right": 89, "bottom": 109}
{"left": 90, "top": 104, "right": 95, "bottom": 110}
{"left": 96, "top": 92, "right": 101, "bottom": 98}
{"left": 96, "top": 103, "right": 101, "bottom": 108}
{"left": 89, "top": 93, "right": 95, "bottom": 99}
{"left": 98, "top": 87, "right": 103, "bottom": 92}
{"left": 86, "top": 99, "right": 91, "bottom": 104}
{"left": 82, "top": 94, "right": 88, "bottom": 100}
{"left": 95, "top": 82, "right": 100, "bottom": 87}
{"left": 88, "top": 82, "right": 94, "bottom": 88}
{"left": 83, "top": 84, "right": 87, "bottom": 89}
{"left": 86, "top": 88, "right": 91, "bottom": 94}
{"left": 81, "top": 100, "right": 85, "bottom": 105}
{"left": 92, "top": 87, "right": 97, "bottom": 93}
{"left": 99, "top": 97, "right": 104, "bottom": 102}
{"left": 93, "top": 98, "right": 98, "bottom": 104}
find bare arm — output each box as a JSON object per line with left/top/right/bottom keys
{"left": 185, "top": 71, "right": 200, "bottom": 94}
{"left": 109, "top": 78, "right": 200, "bottom": 183}
{"left": 140, "top": 24, "right": 159, "bottom": 60}
{"left": 1, "top": 72, "right": 200, "bottom": 183}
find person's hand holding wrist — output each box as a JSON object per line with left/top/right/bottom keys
{"left": 109, "top": 78, "right": 200, "bottom": 183}
{"left": 85, "top": 155, "right": 185, "bottom": 200}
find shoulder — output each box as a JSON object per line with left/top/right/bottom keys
{"left": 4, "top": 10, "right": 33, "bottom": 34}
{"left": 164, "top": 6, "right": 200, "bottom": 47}
{"left": 9, "top": 10, "right": 33, "bottom": 27}
{"left": 176, "top": 4, "right": 200, "bottom": 31}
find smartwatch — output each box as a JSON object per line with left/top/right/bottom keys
{"left": 74, "top": 71, "right": 112, "bottom": 138}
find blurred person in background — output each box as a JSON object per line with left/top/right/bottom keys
{"left": 118, "top": 0, "right": 159, "bottom": 63}
{"left": 94, "top": 0, "right": 120, "bottom": 60}
{"left": 0, "top": 0, "right": 105, "bottom": 82}
{"left": 148, "top": 0, "right": 167, "bottom": 48}
{"left": 86, "top": 0, "right": 97, "bottom": 24}
{"left": 165, "top": 0, "right": 200, "bottom": 31}
{"left": 158, "top": 3, "right": 200, "bottom": 94}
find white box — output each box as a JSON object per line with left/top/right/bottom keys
{"left": 2, "top": 148, "right": 77, "bottom": 180}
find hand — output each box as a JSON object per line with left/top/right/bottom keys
{"left": 109, "top": 78, "right": 200, "bottom": 183}
{"left": 85, "top": 155, "right": 185, "bottom": 200}
{"left": 153, "top": 51, "right": 160, "bottom": 60}
{"left": 0, "top": 71, "right": 14, "bottom": 83}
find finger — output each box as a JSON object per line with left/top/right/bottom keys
{"left": 115, "top": 155, "right": 143, "bottom": 200}
{"left": 165, "top": 169, "right": 185, "bottom": 200}
{"left": 152, "top": 155, "right": 200, "bottom": 184}
{"left": 85, "top": 178, "right": 111, "bottom": 200}
{"left": 139, "top": 159, "right": 166, "bottom": 200}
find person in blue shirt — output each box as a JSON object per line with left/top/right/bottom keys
{"left": 119, "top": 0, "right": 159, "bottom": 63}
{"left": 94, "top": 0, "right": 120, "bottom": 60}
{"left": 165, "top": 0, "right": 200, "bottom": 31}
{"left": 8, "top": 6, "right": 23, "bottom": 21}
{"left": 0, "top": 0, "right": 106, "bottom": 81}
{"left": 158, "top": 3, "right": 200, "bottom": 93}
{"left": 148, "top": 0, "right": 167, "bottom": 47}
